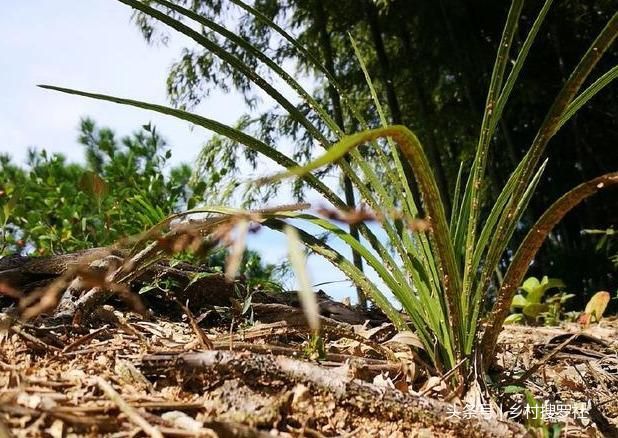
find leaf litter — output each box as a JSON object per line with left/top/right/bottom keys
{"left": 0, "top": 208, "right": 615, "bottom": 437}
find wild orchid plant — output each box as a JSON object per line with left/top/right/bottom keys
{"left": 41, "top": 0, "right": 617, "bottom": 387}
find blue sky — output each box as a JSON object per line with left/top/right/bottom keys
{"left": 0, "top": 0, "right": 245, "bottom": 166}
{"left": 0, "top": 0, "right": 370, "bottom": 302}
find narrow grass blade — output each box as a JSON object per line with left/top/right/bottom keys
{"left": 476, "top": 160, "right": 548, "bottom": 302}
{"left": 264, "top": 219, "right": 407, "bottom": 330}
{"left": 37, "top": 85, "right": 345, "bottom": 210}
{"left": 492, "top": 0, "right": 554, "bottom": 129}
{"left": 264, "top": 125, "right": 462, "bottom": 353}
{"left": 285, "top": 225, "right": 320, "bottom": 333}
{"left": 450, "top": 161, "right": 464, "bottom": 235}
{"left": 349, "top": 34, "right": 437, "bottom": 291}
{"left": 462, "top": 0, "right": 524, "bottom": 304}
{"left": 227, "top": 0, "right": 358, "bottom": 121}
{"left": 225, "top": 218, "right": 249, "bottom": 281}
{"left": 479, "top": 13, "right": 617, "bottom": 312}
{"left": 150, "top": 0, "right": 342, "bottom": 137}
{"left": 117, "top": 0, "right": 331, "bottom": 148}
{"left": 349, "top": 35, "right": 417, "bottom": 215}
{"left": 471, "top": 172, "right": 518, "bottom": 275}
{"left": 469, "top": 159, "right": 548, "bottom": 354}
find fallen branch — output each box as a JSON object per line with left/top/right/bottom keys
{"left": 140, "top": 350, "right": 527, "bottom": 437}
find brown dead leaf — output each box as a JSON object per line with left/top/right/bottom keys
{"left": 579, "top": 291, "right": 611, "bottom": 327}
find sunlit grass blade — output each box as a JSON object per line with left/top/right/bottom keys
{"left": 349, "top": 34, "right": 438, "bottom": 291}
{"left": 127, "top": 195, "right": 167, "bottom": 227}
{"left": 264, "top": 125, "right": 462, "bottom": 353}
{"left": 475, "top": 159, "right": 549, "bottom": 307}
{"left": 261, "top": 211, "right": 450, "bottom": 361}
{"left": 452, "top": 169, "right": 472, "bottom": 265}
{"left": 225, "top": 218, "right": 249, "bottom": 281}
{"left": 285, "top": 225, "right": 321, "bottom": 333}
{"left": 471, "top": 172, "right": 518, "bottom": 276}
{"left": 502, "top": 11, "right": 617, "bottom": 215}
{"left": 263, "top": 126, "right": 453, "bottom": 283}
{"left": 349, "top": 35, "right": 418, "bottom": 214}
{"left": 264, "top": 218, "right": 453, "bottom": 367}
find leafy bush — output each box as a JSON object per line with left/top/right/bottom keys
{"left": 0, "top": 119, "right": 285, "bottom": 288}
{"left": 40, "top": 0, "right": 618, "bottom": 389}
{"left": 0, "top": 119, "right": 192, "bottom": 255}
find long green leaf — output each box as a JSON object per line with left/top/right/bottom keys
{"left": 349, "top": 34, "right": 439, "bottom": 295}
{"left": 38, "top": 85, "right": 345, "bottom": 210}
{"left": 480, "top": 13, "right": 617, "bottom": 313}
{"left": 462, "top": 0, "right": 524, "bottom": 309}
{"left": 118, "top": 0, "right": 331, "bottom": 148}
{"left": 285, "top": 225, "right": 321, "bottom": 333}
{"left": 491, "top": 0, "right": 554, "bottom": 130}
{"left": 227, "top": 0, "right": 359, "bottom": 122}
{"left": 264, "top": 219, "right": 451, "bottom": 365}
{"left": 450, "top": 161, "right": 465, "bottom": 236}
{"left": 263, "top": 219, "right": 407, "bottom": 328}
{"left": 151, "top": 0, "right": 342, "bottom": 137}
{"left": 481, "top": 172, "right": 618, "bottom": 367}
{"left": 265, "top": 125, "right": 462, "bottom": 354}
{"left": 558, "top": 65, "right": 618, "bottom": 130}
{"left": 467, "top": 159, "right": 548, "bottom": 354}
{"left": 471, "top": 170, "right": 517, "bottom": 275}
{"left": 349, "top": 35, "right": 417, "bottom": 213}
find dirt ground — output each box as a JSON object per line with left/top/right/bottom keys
{"left": 0, "top": 301, "right": 616, "bottom": 437}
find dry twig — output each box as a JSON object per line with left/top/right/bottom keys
{"left": 95, "top": 377, "right": 163, "bottom": 438}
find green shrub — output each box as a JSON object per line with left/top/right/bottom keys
{"left": 0, "top": 119, "right": 192, "bottom": 255}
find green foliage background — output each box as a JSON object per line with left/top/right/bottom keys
{"left": 0, "top": 119, "right": 286, "bottom": 287}
{"left": 0, "top": 118, "right": 192, "bottom": 255}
